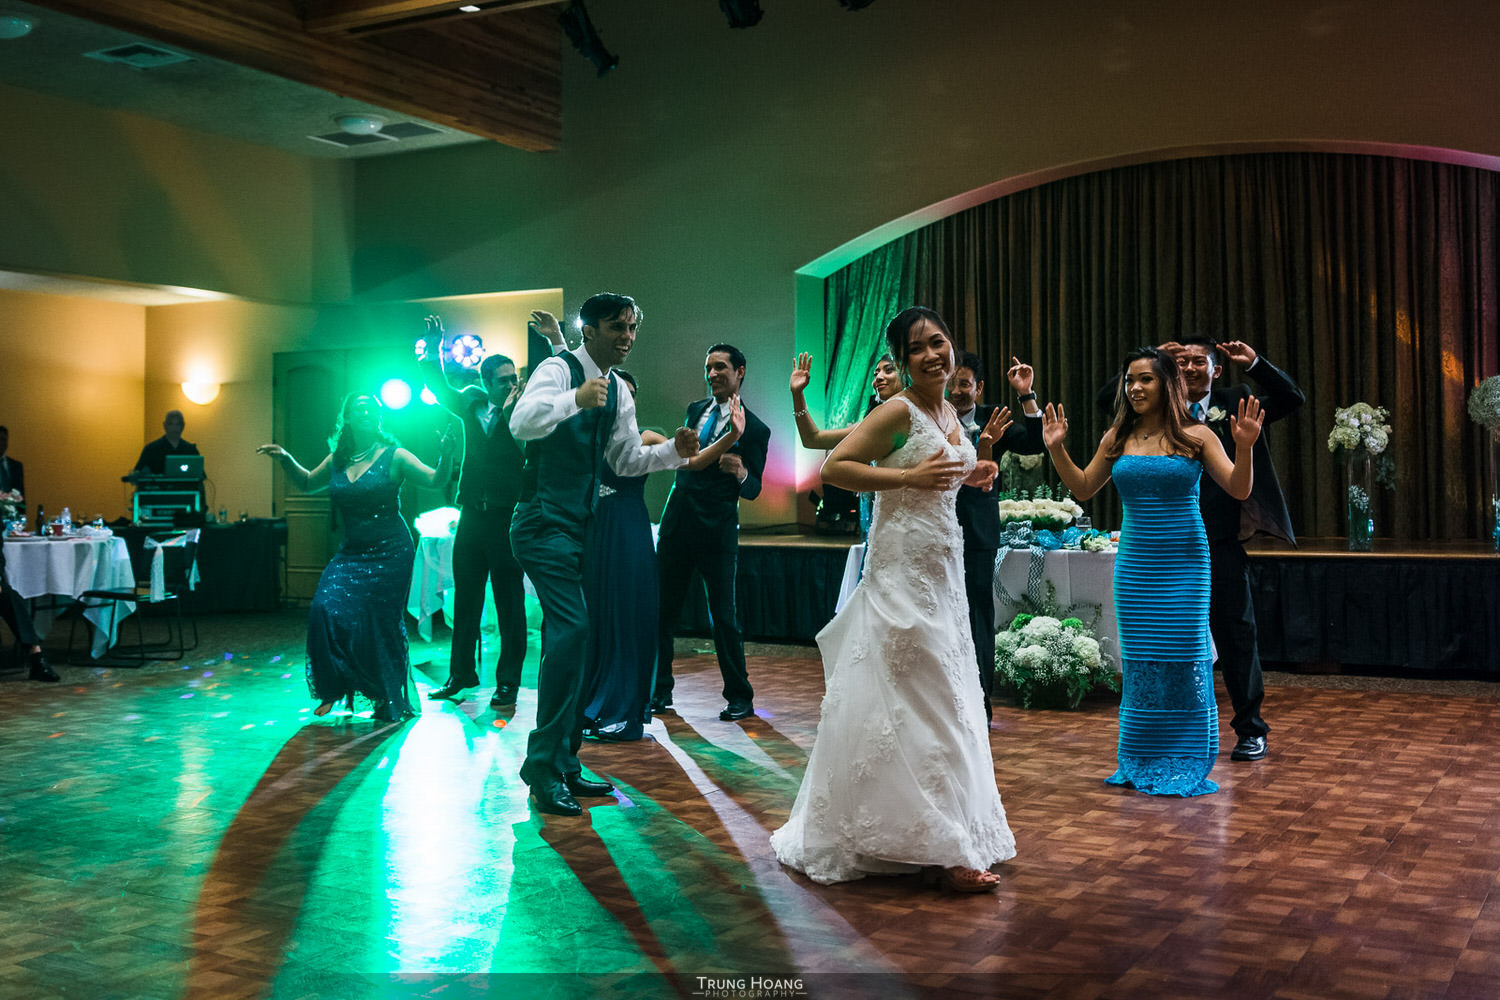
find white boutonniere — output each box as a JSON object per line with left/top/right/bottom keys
{"left": 1206, "top": 406, "right": 1228, "bottom": 423}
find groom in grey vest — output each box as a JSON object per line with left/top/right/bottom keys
{"left": 509, "top": 294, "right": 698, "bottom": 816}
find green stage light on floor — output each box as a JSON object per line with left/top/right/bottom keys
{"left": 380, "top": 378, "right": 413, "bottom": 409}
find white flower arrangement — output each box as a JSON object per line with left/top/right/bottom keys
{"left": 1468, "top": 376, "right": 1500, "bottom": 431}
{"left": 0, "top": 489, "right": 23, "bottom": 528}
{"left": 1327, "top": 401, "right": 1396, "bottom": 488}
{"left": 995, "top": 484, "right": 1084, "bottom": 531}
{"left": 996, "top": 611, "right": 1118, "bottom": 710}
{"left": 1206, "top": 405, "right": 1228, "bottom": 423}
{"left": 1080, "top": 531, "right": 1113, "bottom": 553}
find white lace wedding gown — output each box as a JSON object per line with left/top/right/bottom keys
{"left": 771, "top": 396, "right": 1016, "bottom": 885}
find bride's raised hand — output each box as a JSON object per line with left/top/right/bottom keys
{"left": 902, "top": 449, "right": 969, "bottom": 491}
{"left": 1041, "top": 402, "right": 1069, "bottom": 450}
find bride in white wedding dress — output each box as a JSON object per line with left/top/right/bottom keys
{"left": 770, "top": 307, "right": 1017, "bottom": 893}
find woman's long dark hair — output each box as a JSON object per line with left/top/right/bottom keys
{"left": 1104, "top": 347, "right": 1200, "bottom": 461}
{"left": 328, "top": 393, "right": 400, "bottom": 471}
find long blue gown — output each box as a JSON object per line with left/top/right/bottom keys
{"left": 581, "top": 468, "right": 657, "bottom": 740}
{"left": 1107, "top": 454, "right": 1218, "bottom": 796}
{"left": 306, "top": 447, "right": 417, "bottom": 722}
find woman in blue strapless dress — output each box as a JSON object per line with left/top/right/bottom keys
{"left": 1040, "top": 347, "right": 1263, "bottom": 796}
{"left": 258, "top": 393, "right": 454, "bottom": 722}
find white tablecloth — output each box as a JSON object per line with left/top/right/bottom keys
{"left": 993, "top": 547, "right": 1117, "bottom": 644}
{"left": 2, "top": 535, "right": 136, "bottom": 657}
{"left": 405, "top": 532, "right": 538, "bottom": 642}
{"left": 836, "top": 542, "right": 1118, "bottom": 647}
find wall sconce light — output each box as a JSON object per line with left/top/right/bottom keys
{"left": 333, "top": 113, "right": 386, "bottom": 135}
{"left": 0, "top": 14, "right": 36, "bottom": 40}
{"left": 182, "top": 381, "right": 221, "bottom": 405}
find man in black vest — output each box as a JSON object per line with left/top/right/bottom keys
{"left": 420, "top": 317, "right": 545, "bottom": 709}
{"left": 653, "top": 344, "right": 771, "bottom": 722}
{"left": 509, "top": 294, "right": 698, "bottom": 816}
{"left": 948, "top": 352, "right": 1045, "bottom": 721}
{"left": 1171, "top": 337, "right": 1303, "bottom": 763}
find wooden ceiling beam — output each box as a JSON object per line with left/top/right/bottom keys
{"left": 301, "top": 0, "right": 565, "bottom": 37}
{"left": 26, "top": 0, "right": 561, "bottom": 151}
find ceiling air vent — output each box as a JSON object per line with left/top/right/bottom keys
{"left": 307, "top": 131, "right": 398, "bottom": 148}
{"left": 380, "top": 122, "right": 443, "bottom": 139}
{"left": 84, "top": 43, "right": 195, "bottom": 69}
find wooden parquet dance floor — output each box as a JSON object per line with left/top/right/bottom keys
{"left": 4, "top": 610, "right": 1500, "bottom": 999}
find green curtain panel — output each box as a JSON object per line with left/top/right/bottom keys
{"left": 823, "top": 152, "right": 1500, "bottom": 542}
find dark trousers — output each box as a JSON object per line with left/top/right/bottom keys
{"left": 510, "top": 506, "right": 593, "bottom": 787}
{"left": 448, "top": 505, "right": 526, "bottom": 688}
{"left": 963, "top": 545, "right": 999, "bottom": 713}
{"left": 1208, "top": 538, "right": 1269, "bottom": 738}
{"left": 0, "top": 548, "right": 40, "bottom": 649}
{"left": 654, "top": 525, "right": 752, "bottom": 706}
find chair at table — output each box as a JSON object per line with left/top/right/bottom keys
{"left": 68, "top": 530, "right": 201, "bottom": 665}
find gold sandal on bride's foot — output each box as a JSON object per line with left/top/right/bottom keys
{"left": 936, "top": 867, "right": 1000, "bottom": 894}
{"left": 313, "top": 700, "right": 338, "bottom": 717}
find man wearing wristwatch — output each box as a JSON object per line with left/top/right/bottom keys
{"left": 949, "top": 352, "right": 1046, "bottom": 722}
{"left": 654, "top": 344, "right": 771, "bottom": 723}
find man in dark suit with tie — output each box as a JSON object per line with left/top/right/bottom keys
{"left": 948, "top": 352, "right": 1046, "bottom": 721}
{"left": 0, "top": 425, "right": 22, "bottom": 497}
{"left": 420, "top": 316, "right": 552, "bottom": 709}
{"left": 509, "top": 294, "right": 699, "bottom": 815}
{"left": 1170, "top": 336, "right": 1303, "bottom": 763}
{"left": 654, "top": 344, "right": 772, "bottom": 722}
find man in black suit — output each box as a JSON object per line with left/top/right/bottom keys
{"left": 948, "top": 352, "right": 1046, "bottom": 721}
{"left": 0, "top": 425, "right": 22, "bottom": 497}
{"left": 654, "top": 344, "right": 771, "bottom": 722}
{"left": 509, "top": 294, "right": 699, "bottom": 815}
{"left": 420, "top": 315, "right": 555, "bottom": 709}
{"left": 1169, "top": 337, "right": 1303, "bottom": 763}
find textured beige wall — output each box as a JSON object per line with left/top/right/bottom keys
{"left": 0, "top": 288, "right": 145, "bottom": 521}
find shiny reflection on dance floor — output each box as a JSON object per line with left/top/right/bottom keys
{"left": 4, "top": 610, "right": 1500, "bottom": 999}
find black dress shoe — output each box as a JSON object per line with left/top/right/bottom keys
{"left": 719, "top": 702, "right": 755, "bottom": 721}
{"left": 649, "top": 696, "right": 673, "bottom": 714}
{"left": 564, "top": 772, "right": 614, "bottom": 797}
{"left": 530, "top": 781, "right": 583, "bottom": 816}
{"left": 490, "top": 684, "right": 519, "bottom": 710}
{"left": 26, "top": 652, "right": 59, "bottom": 683}
{"left": 1231, "top": 735, "right": 1268, "bottom": 761}
{"left": 427, "top": 678, "right": 477, "bottom": 702}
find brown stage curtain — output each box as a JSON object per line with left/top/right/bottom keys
{"left": 824, "top": 152, "right": 1500, "bottom": 542}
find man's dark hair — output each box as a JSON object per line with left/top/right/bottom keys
{"left": 955, "top": 351, "right": 984, "bottom": 379}
{"left": 479, "top": 353, "right": 516, "bottom": 382}
{"left": 1179, "top": 335, "right": 1220, "bottom": 367}
{"left": 579, "top": 293, "right": 640, "bottom": 330}
{"left": 707, "top": 343, "right": 747, "bottom": 375}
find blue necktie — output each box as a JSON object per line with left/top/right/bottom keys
{"left": 698, "top": 406, "right": 719, "bottom": 447}
{"left": 1191, "top": 402, "right": 1205, "bottom": 422}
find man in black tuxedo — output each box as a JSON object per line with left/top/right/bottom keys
{"left": 0, "top": 425, "right": 22, "bottom": 496}
{"left": 420, "top": 315, "right": 553, "bottom": 710}
{"left": 654, "top": 344, "right": 771, "bottom": 722}
{"left": 1170, "top": 337, "right": 1302, "bottom": 762}
{"left": 948, "top": 352, "right": 1046, "bottom": 721}
{"left": 509, "top": 294, "right": 699, "bottom": 815}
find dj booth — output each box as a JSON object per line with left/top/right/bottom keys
{"left": 125, "top": 457, "right": 204, "bottom": 526}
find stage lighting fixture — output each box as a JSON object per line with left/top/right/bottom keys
{"left": 558, "top": 0, "right": 617, "bottom": 76}
{"left": 380, "top": 378, "right": 413, "bottom": 410}
{"left": 720, "top": 0, "right": 763, "bottom": 28}
{"left": 837, "top": 0, "right": 876, "bottom": 8}
{"left": 448, "top": 333, "right": 485, "bottom": 369}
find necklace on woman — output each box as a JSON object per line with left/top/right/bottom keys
{"left": 348, "top": 443, "right": 377, "bottom": 463}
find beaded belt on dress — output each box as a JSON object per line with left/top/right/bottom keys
{"left": 597, "top": 484, "right": 617, "bottom": 499}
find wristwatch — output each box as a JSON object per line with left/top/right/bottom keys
{"left": 1016, "top": 392, "right": 1037, "bottom": 403}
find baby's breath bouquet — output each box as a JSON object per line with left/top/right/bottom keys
{"left": 1327, "top": 402, "right": 1395, "bottom": 488}
{"left": 1468, "top": 376, "right": 1500, "bottom": 431}
{"left": 995, "top": 612, "right": 1118, "bottom": 710}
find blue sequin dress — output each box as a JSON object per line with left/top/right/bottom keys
{"left": 1107, "top": 454, "right": 1218, "bottom": 796}
{"left": 307, "top": 447, "right": 417, "bottom": 721}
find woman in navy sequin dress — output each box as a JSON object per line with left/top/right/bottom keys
{"left": 258, "top": 393, "right": 453, "bottom": 722}
{"left": 1041, "top": 348, "right": 1262, "bottom": 796}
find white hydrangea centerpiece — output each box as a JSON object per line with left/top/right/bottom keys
{"left": 1327, "top": 401, "right": 1396, "bottom": 489}
{"left": 995, "top": 611, "right": 1118, "bottom": 710}
{"left": 995, "top": 484, "right": 1085, "bottom": 531}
